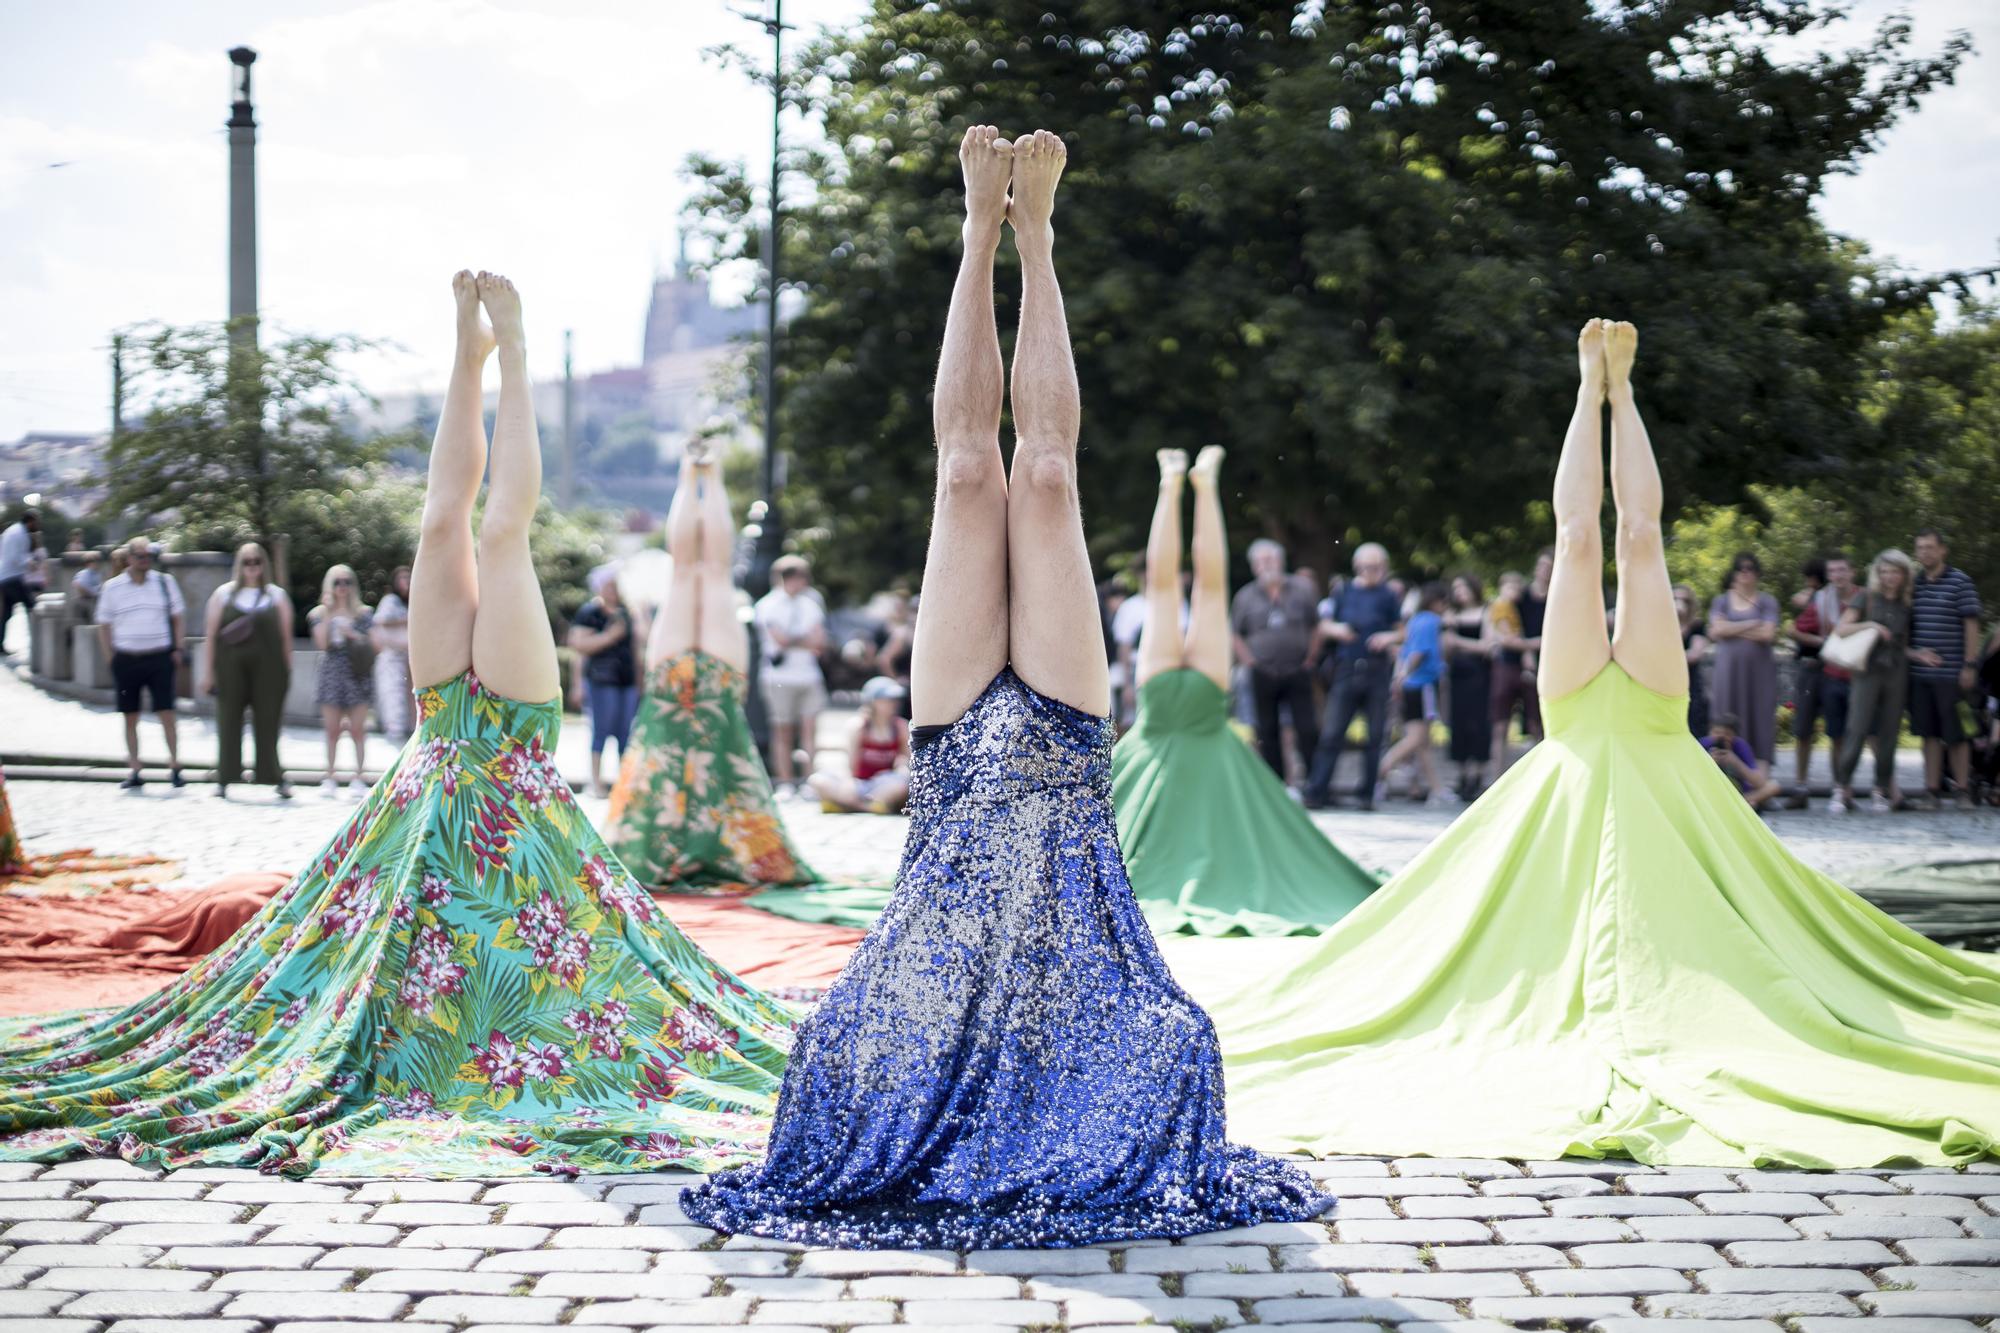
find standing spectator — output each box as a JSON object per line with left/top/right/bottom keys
{"left": 1442, "top": 573, "right": 1491, "bottom": 800}
{"left": 568, "top": 563, "right": 643, "bottom": 798}
{"left": 0, "top": 507, "right": 43, "bottom": 654}
{"left": 1380, "top": 581, "right": 1450, "bottom": 804}
{"left": 754, "top": 554, "right": 828, "bottom": 795}
{"left": 1230, "top": 538, "right": 1321, "bottom": 783}
{"left": 1909, "top": 528, "right": 1982, "bottom": 810}
{"left": 94, "top": 537, "right": 186, "bottom": 790}
{"left": 1704, "top": 712, "right": 1784, "bottom": 810}
{"left": 309, "top": 564, "right": 374, "bottom": 798}
{"left": 1675, "top": 583, "right": 1712, "bottom": 738}
{"left": 372, "top": 565, "right": 416, "bottom": 746}
{"left": 68, "top": 549, "right": 105, "bottom": 627}
{"left": 1707, "top": 551, "right": 1779, "bottom": 768}
{"left": 875, "top": 587, "right": 916, "bottom": 714}
{"left": 1830, "top": 549, "right": 1915, "bottom": 814}
{"left": 200, "top": 542, "right": 294, "bottom": 799}
{"left": 1487, "top": 551, "right": 1551, "bottom": 777}
{"left": 1788, "top": 553, "right": 1857, "bottom": 796}
{"left": 1303, "top": 542, "right": 1402, "bottom": 810}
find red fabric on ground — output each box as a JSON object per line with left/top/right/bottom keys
{"left": 0, "top": 878, "right": 863, "bottom": 1018}
{"left": 0, "top": 872, "right": 291, "bottom": 1017}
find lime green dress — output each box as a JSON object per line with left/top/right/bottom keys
{"left": 1112, "top": 670, "right": 1378, "bottom": 936}
{"left": 0, "top": 672, "right": 792, "bottom": 1178}
{"left": 1216, "top": 664, "right": 2000, "bottom": 1167}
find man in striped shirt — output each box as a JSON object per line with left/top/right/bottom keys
{"left": 1909, "top": 527, "right": 1982, "bottom": 811}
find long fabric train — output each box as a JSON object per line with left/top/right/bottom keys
{"left": 1216, "top": 665, "right": 2000, "bottom": 1167}
{"left": 0, "top": 673, "right": 792, "bottom": 1178}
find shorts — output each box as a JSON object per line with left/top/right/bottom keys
{"left": 762, "top": 677, "right": 827, "bottom": 727}
{"left": 856, "top": 772, "right": 905, "bottom": 803}
{"left": 588, "top": 682, "right": 641, "bottom": 756}
{"left": 1909, "top": 676, "right": 1971, "bottom": 744}
{"left": 112, "top": 648, "right": 177, "bottom": 715}
{"left": 1401, "top": 683, "right": 1438, "bottom": 725}
{"left": 1489, "top": 660, "right": 1542, "bottom": 737}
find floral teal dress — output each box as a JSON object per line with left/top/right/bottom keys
{"left": 0, "top": 672, "right": 794, "bottom": 1178}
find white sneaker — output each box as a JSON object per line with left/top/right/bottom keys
{"left": 319, "top": 779, "right": 338, "bottom": 798}
{"left": 1827, "top": 793, "right": 1849, "bottom": 815}
{"left": 348, "top": 779, "right": 368, "bottom": 800}
{"left": 1426, "top": 788, "right": 1461, "bottom": 808}
{"left": 1372, "top": 780, "right": 1389, "bottom": 806}
{"left": 1868, "top": 792, "right": 1892, "bottom": 814}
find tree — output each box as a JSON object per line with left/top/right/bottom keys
{"left": 683, "top": 1, "right": 1974, "bottom": 599}
{"left": 98, "top": 321, "right": 397, "bottom": 552}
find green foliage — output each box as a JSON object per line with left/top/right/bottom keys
{"left": 168, "top": 464, "right": 619, "bottom": 636}
{"left": 99, "top": 321, "right": 408, "bottom": 548}
{"left": 684, "top": 1, "right": 1973, "bottom": 599}
{"left": 1668, "top": 303, "right": 2000, "bottom": 607}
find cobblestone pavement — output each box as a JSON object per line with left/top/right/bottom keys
{"left": 0, "top": 1158, "right": 1997, "bottom": 1332}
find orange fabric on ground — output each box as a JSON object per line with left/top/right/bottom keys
{"left": 652, "top": 893, "right": 865, "bottom": 991}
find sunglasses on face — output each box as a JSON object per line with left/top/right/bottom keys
{"left": 243, "top": 558, "right": 264, "bottom": 567}
{"left": 333, "top": 578, "right": 354, "bottom": 587}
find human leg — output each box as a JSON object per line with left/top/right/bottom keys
{"left": 250, "top": 652, "right": 287, "bottom": 786}
{"left": 1136, "top": 449, "right": 1187, "bottom": 688}
{"left": 1004, "top": 130, "right": 1109, "bottom": 718}
{"left": 1306, "top": 667, "right": 1361, "bottom": 804}
{"left": 345, "top": 706, "right": 368, "bottom": 783}
{"left": 215, "top": 650, "right": 247, "bottom": 787}
{"left": 1875, "top": 671, "right": 1908, "bottom": 801}
{"left": 1356, "top": 661, "right": 1392, "bottom": 802}
{"left": 1252, "top": 672, "right": 1286, "bottom": 775}
{"left": 910, "top": 126, "right": 1013, "bottom": 727}
{"left": 649, "top": 458, "right": 704, "bottom": 671}
{"left": 1281, "top": 670, "right": 1321, "bottom": 779}
{"left": 321, "top": 705, "right": 341, "bottom": 785}
{"left": 409, "top": 271, "right": 492, "bottom": 690}
{"left": 1601, "top": 321, "right": 1686, "bottom": 698}
{"left": 693, "top": 451, "right": 748, "bottom": 673}
{"left": 1184, "top": 445, "right": 1231, "bottom": 690}
{"left": 1538, "top": 320, "right": 1612, "bottom": 701}
{"left": 470, "top": 273, "right": 561, "bottom": 704}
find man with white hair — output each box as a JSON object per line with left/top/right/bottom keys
{"left": 1231, "top": 537, "right": 1322, "bottom": 781}
{"left": 1303, "top": 542, "right": 1402, "bottom": 810}
{"left": 94, "top": 536, "right": 186, "bottom": 790}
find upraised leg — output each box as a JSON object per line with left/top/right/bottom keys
{"left": 691, "top": 445, "right": 746, "bottom": 672}
{"left": 1136, "top": 449, "right": 1187, "bottom": 687}
{"left": 1536, "top": 320, "right": 1612, "bottom": 702}
{"left": 1005, "top": 130, "right": 1108, "bottom": 718}
{"left": 409, "top": 271, "right": 492, "bottom": 689}
{"left": 910, "top": 126, "right": 1013, "bottom": 727}
{"left": 469, "top": 273, "right": 562, "bottom": 704}
{"left": 1604, "top": 323, "right": 1688, "bottom": 697}
{"left": 1184, "top": 444, "right": 1232, "bottom": 691}
{"left": 649, "top": 452, "right": 704, "bottom": 671}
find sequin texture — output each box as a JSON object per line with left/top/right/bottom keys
{"left": 680, "top": 669, "right": 1334, "bottom": 1248}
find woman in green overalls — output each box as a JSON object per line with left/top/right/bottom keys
{"left": 200, "top": 542, "right": 295, "bottom": 799}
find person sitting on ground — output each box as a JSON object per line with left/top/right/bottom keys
{"left": 808, "top": 676, "right": 911, "bottom": 814}
{"left": 1704, "top": 711, "right": 1784, "bottom": 811}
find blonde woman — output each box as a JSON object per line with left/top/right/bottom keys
{"left": 309, "top": 563, "right": 374, "bottom": 796}
{"left": 1829, "top": 548, "right": 1916, "bottom": 814}
{"left": 200, "top": 542, "right": 294, "bottom": 799}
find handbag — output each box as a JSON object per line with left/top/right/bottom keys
{"left": 342, "top": 624, "right": 378, "bottom": 677}
{"left": 1822, "top": 623, "right": 1881, "bottom": 673}
{"left": 217, "top": 588, "right": 267, "bottom": 645}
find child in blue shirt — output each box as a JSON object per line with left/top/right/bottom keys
{"left": 1381, "top": 582, "right": 1451, "bottom": 804}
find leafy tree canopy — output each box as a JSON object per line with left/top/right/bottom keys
{"left": 685, "top": 0, "right": 1979, "bottom": 600}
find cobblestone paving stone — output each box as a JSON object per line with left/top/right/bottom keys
{"left": 0, "top": 1161, "right": 1995, "bottom": 1330}
{"left": 7, "top": 666, "right": 2000, "bottom": 1330}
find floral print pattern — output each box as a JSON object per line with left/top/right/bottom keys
{"left": 604, "top": 651, "right": 862, "bottom": 896}
{"left": 0, "top": 671, "right": 795, "bottom": 1178}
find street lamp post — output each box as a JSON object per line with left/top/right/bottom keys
{"left": 737, "top": 2, "right": 790, "bottom": 596}
{"left": 226, "top": 47, "right": 259, "bottom": 347}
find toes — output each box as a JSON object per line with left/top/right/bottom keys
{"left": 1013, "top": 133, "right": 1036, "bottom": 157}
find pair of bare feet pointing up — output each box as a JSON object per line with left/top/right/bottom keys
{"left": 910, "top": 126, "right": 1110, "bottom": 727}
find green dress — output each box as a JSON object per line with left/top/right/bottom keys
{"left": 605, "top": 652, "right": 844, "bottom": 896}
{"left": 1112, "top": 670, "right": 1378, "bottom": 936}
{"left": 1216, "top": 664, "right": 2000, "bottom": 1167}
{"left": 0, "top": 671, "right": 792, "bottom": 1178}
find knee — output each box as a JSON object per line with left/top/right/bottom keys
{"left": 1554, "top": 520, "right": 1601, "bottom": 563}
{"left": 1015, "top": 443, "right": 1076, "bottom": 498}
{"left": 419, "top": 506, "right": 472, "bottom": 547}
{"left": 936, "top": 442, "right": 1003, "bottom": 496}
{"left": 1615, "top": 517, "right": 1662, "bottom": 557}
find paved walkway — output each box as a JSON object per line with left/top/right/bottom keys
{"left": 1, "top": 1158, "right": 1997, "bottom": 1331}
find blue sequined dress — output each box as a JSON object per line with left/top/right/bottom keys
{"left": 680, "top": 669, "right": 1333, "bottom": 1248}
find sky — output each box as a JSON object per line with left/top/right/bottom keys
{"left": 0, "top": 0, "right": 1995, "bottom": 443}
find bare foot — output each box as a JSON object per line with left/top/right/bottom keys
{"left": 1158, "top": 448, "right": 1188, "bottom": 482}
{"left": 684, "top": 436, "right": 715, "bottom": 467}
{"left": 1191, "top": 444, "right": 1225, "bottom": 485}
{"left": 477, "top": 271, "right": 525, "bottom": 353}
{"left": 1577, "top": 318, "right": 1607, "bottom": 397}
{"left": 1007, "top": 129, "right": 1066, "bottom": 246}
{"left": 959, "top": 125, "right": 1011, "bottom": 244}
{"left": 453, "top": 270, "right": 495, "bottom": 362}
{"left": 1603, "top": 320, "right": 1638, "bottom": 389}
